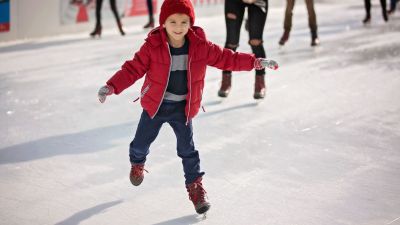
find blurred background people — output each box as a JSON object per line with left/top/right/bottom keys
{"left": 143, "top": 0, "right": 155, "bottom": 28}
{"left": 279, "top": 0, "right": 320, "bottom": 47}
{"left": 363, "top": 0, "right": 388, "bottom": 24}
{"left": 388, "top": 0, "right": 399, "bottom": 14}
{"left": 90, "top": 0, "right": 125, "bottom": 37}
{"left": 218, "top": 0, "right": 269, "bottom": 100}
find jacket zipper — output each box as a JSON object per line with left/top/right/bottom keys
{"left": 152, "top": 44, "right": 172, "bottom": 119}
{"left": 186, "top": 57, "right": 192, "bottom": 125}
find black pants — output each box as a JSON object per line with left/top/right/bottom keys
{"left": 364, "top": 0, "right": 386, "bottom": 17}
{"left": 95, "top": 0, "right": 121, "bottom": 27}
{"left": 147, "top": 0, "right": 154, "bottom": 21}
{"left": 224, "top": 0, "right": 268, "bottom": 76}
{"left": 389, "top": 0, "right": 397, "bottom": 11}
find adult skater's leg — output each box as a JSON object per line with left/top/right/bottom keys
{"left": 363, "top": 0, "right": 371, "bottom": 24}
{"left": 218, "top": 0, "right": 245, "bottom": 98}
{"left": 90, "top": 0, "right": 104, "bottom": 37}
{"left": 109, "top": 0, "right": 125, "bottom": 35}
{"left": 305, "top": 0, "right": 320, "bottom": 46}
{"left": 279, "top": 0, "right": 295, "bottom": 45}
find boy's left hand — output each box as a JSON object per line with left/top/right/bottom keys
{"left": 98, "top": 85, "right": 114, "bottom": 103}
{"left": 254, "top": 58, "right": 279, "bottom": 70}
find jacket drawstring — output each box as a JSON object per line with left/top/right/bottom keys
{"left": 133, "top": 84, "right": 151, "bottom": 103}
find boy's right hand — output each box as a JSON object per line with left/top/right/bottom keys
{"left": 98, "top": 85, "right": 114, "bottom": 103}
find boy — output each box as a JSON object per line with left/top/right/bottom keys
{"left": 98, "top": 0, "right": 278, "bottom": 214}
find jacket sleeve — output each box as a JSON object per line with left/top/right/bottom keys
{"left": 205, "top": 41, "right": 256, "bottom": 71}
{"left": 106, "top": 41, "right": 151, "bottom": 95}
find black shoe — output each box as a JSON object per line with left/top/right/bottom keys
{"left": 90, "top": 25, "right": 102, "bottom": 38}
{"left": 311, "top": 30, "right": 320, "bottom": 47}
{"left": 363, "top": 15, "right": 371, "bottom": 24}
{"left": 117, "top": 21, "right": 125, "bottom": 36}
{"left": 383, "top": 11, "right": 388, "bottom": 22}
{"left": 143, "top": 19, "right": 155, "bottom": 29}
{"left": 311, "top": 37, "right": 320, "bottom": 46}
{"left": 279, "top": 30, "right": 290, "bottom": 46}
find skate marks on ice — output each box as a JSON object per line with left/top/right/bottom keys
{"left": 386, "top": 216, "right": 400, "bottom": 225}
{"left": 201, "top": 99, "right": 224, "bottom": 107}
{"left": 152, "top": 213, "right": 206, "bottom": 225}
{"left": 277, "top": 43, "right": 324, "bottom": 65}
{"left": 54, "top": 200, "right": 123, "bottom": 225}
{"left": 198, "top": 101, "right": 259, "bottom": 118}
{"left": 200, "top": 90, "right": 265, "bottom": 117}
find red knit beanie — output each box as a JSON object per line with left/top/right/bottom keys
{"left": 159, "top": 0, "right": 195, "bottom": 26}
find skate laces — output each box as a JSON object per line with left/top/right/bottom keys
{"left": 131, "top": 165, "right": 148, "bottom": 177}
{"left": 187, "top": 179, "right": 207, "bottom": 204}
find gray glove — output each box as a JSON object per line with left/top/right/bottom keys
{"left": 98, "top": 85, "right": 114, "bottom": 103}
{"left": 254, "top": 58, "right": 279, "bottom": 70}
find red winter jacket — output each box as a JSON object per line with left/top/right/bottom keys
{"left": 107, "top": 26, "right": 256, "bottom": 120}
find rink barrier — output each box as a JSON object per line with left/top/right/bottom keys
{"left": 0, "top": 0, "right": 223, "bottom": 42}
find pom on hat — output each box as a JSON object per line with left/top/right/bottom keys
{"left": 159, "top": 0, "right": 195, "bottom": 26}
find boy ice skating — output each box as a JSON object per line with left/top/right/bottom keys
{"left": 98, "top": 0, "right": 278, "bottom": 214}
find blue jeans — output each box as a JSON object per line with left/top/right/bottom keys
{"left": 129, "top": 101, "right": 205, "bottom": 184}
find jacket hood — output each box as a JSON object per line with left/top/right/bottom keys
{"left": 145, "top": 26, "right": 207, "bottom": 47}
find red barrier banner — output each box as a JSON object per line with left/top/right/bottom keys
{"left": 60, "top": 0, "right": 157, "bottom": 25}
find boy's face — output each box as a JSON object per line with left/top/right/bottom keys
{"left": 164, "top": 13, "right": 191, "bottom": 42}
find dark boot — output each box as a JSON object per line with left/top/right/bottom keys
{"left": 218, "top": 73, "right": 232, "bottom": 98}
{"left": 363, "top": 15, "right": 371, "bottom": 24}
{"left": 143, "top": 17, "right": 155, "bottom": 29}
{"left": 311, "top": 30, "right": 320, "bottom": 47}
{"left": 279, "top": 30, "right": 290, "bottom": 46}
{"left": 129, "top": 164, "right": 147, "bottom": 186}
{"left": 117, "top": 20, "right": 125, "bottom": 36}
{"left": 253, "top": 75, "right": 266, "bottom": 99}
{"left": 382, "top": 10, "right": 388, "bottom": 21}
{"left": 90, "top": 24, "right": 102, "bottom": 38}
{"left": 186, "top": 177, "right": 210, "bottom": 214}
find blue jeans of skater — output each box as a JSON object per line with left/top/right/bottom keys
{"left": 129, "top": 100, "right": 205, "bottom": 185}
